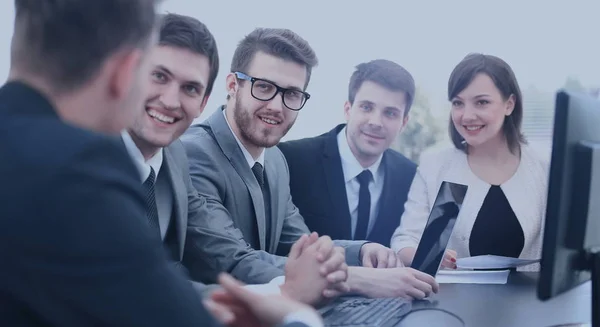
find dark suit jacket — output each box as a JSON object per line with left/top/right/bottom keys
{"left": 181, "top": 108, "right": 364, "bottom": 285}
{"left": 278, "top": 124, "right": 417, "bottom": 247}
{"left": 0, "top": 82, "right": 218, "bottom": 326}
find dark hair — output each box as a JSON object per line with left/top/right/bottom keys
{"left": 447, "top": 53, "right": 526, "bottom": 154}
{"left": 159, "top": 13, "right": 219, "bottom": 98}
{"left": 348, "top": 59, "right": 415, "bottom": 116}
{"left": 230, "top": 28, "right": 318, "bottom": 89}
{"left": 12, "top": 0, "right": 160, "bottom": 93}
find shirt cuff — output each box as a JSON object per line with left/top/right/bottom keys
{"left": 243, "top": 275, "right": 285, "bottom": 295}
{"left": 283, "top": 308, "right": 324, "bottom": 327}
{"left": 358, "top": 241, "right": 372, "bottom": 266}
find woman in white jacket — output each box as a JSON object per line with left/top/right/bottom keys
{"left": 391, "top": 53, "right": 549, "bottom": 271}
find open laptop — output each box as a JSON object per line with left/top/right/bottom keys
{"left": 321, "top": 181, "right": 468, "bottom": 327}
{"left": 410, "top": 181, "right": 468, "bottom": 277}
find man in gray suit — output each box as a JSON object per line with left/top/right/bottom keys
{"left": 124, "top": 14, "right": 345, "bottom": 324}
{"left": 180, "top": 27, "right": 435, "bottom": 299}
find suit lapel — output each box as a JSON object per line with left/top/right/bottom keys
{"left": 322, "top": 125, "right": 353, "bottom": 239}
{"left": 206, "top": 108, "right": 267, "bottom": 250}
{"left": 264, "top": 151, "right": 280, "bottom": 253}
{"left": 372, "top": 153, "right": 394, "bottom": 238}
{"left": 162, "top": 147, "right": 187, "bottom": 260}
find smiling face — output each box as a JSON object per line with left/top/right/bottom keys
{"left": 450, "top": 73, "right": 515, "bottom": 149}
{"left": 344, "top": 81, "right": 408, "bottom": 165}
{"left": 226, "top": 51, "right": 306, "bottom": 154}
{"left": 128, "top": 45, "right": 210, "bottom": 157}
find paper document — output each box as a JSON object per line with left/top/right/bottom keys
{"left": 436, "top": 269, "right": 510, "bottom": 284}
{"left": 456, "top": 255, "right": 540, "bottom": 269}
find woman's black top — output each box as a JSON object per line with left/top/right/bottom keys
{"left": 469, "top": 185, "right": 525, "bottom": 258}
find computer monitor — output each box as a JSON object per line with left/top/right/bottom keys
{"left": 538, "top": 89, "right": 600, "bottom": 327}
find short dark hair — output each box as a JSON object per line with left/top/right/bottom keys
{"left": 447, "top": 53, "right": 526, "bottom": 154}
{"left": 159, "top": 13, "right": 219, "bottom": 98}
{"left": 12, "top": 0, "right": 160, "bottom": 93}
{"left": 348, "top": 59, "right": 415, "bottom": 116}
{"left": 230, "top": 28, "right": 318, "bottom": 89}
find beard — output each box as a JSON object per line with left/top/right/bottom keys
{"left": 233, "top": 94, "right": 295, "bottom": 148}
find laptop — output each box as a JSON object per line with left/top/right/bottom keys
{"left": 410, "top": 181, "right": 468, "bottom": 277}
{"left": 321, "top": 181, "right": 468, "bottom": 327}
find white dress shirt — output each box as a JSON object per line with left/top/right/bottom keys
{"left": 121, "top": 131, "right": 164, "bottom": 182}
{"left": 337, "top": 127, "right": 385, "bottom": 239}
{"left": 122, "top": 131, "right": 171, "bottom": 240}
{"left": 223, "top": 109, "right": 265, "bottom": 167}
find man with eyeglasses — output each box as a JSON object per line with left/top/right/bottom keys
{"left": 124, "top": 13, "right": 346, "bottom": 314}
{"left": 181, "top": 27, "right": 412, "bottom": 302}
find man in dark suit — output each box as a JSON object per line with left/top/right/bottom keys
{"left": 279, "top": 59, "right": 418, "bottom": 248}
{"left": 182, "top": 31, "right": 439, "bottom": 299}
{"left": 0, "top": 1, "right": 221, "bottom": 326}
{"left": 124, "top": 13, "right": 347, "bottom": 311}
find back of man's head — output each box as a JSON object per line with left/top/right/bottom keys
{"left": 348, "top": 59, "right": 416, "bottom": 115}
{"left": 158, "top": 13, "right": 219, "bottom": 98}
{"left": 11, "top": 0, "right": 160, "bottom": 93}
{"left": 230, "top": 28, "right": 318, "bottom": 89}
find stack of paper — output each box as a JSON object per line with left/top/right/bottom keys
{"left": 434, "top": 255, "right": 540, "bottom": 284}
{"left": 436, "top": 269, "right": 510, "bottom": 284}
{"left": 456, "top": 255, "right": 540, "bottom": 269}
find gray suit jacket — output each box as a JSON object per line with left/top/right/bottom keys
{"left": 180, "top": 107, "right": 365, "bottom": 285}
{"left": 157, "top": 140, "right": 220, "bottom": 296}
{"left": 151, "top": 145, "right": 315, "bottom": 327}
{"left": 157, "top": 143, "right": 188, "bottom": 262}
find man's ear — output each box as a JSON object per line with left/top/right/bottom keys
{"left": 402, "top": 113, "right": 410, "bottom": 128}
{"left": 107, "top": 48, "right": 145, "bottom": 100}
{"left": 343, "top": 101, "right": 352, "bottom": 121}
{"left": 225, "top": 73, "right": 238, "bottom": 98}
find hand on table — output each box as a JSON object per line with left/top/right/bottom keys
{"left": 441, "top": 249, "right": 457, "bottom": 269}
{"left": 360, "top": 243, "right": 402, "bottom": 268}
{"left": 348, "top": 267, "right": 439, "bottom": 300}
{"left": 397, "top": 247, "right": 457, "bottom": 269}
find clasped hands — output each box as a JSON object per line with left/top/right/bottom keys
{"left": 279, "top": 232, "right": 349, "bottom": 305}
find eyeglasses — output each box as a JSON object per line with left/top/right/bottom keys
{"left": 234, "top": 71, "right": 310, "bottom": 111}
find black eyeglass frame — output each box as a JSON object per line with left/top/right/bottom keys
{"left": 234, "top": 71, "right": 310, "bottom": 111}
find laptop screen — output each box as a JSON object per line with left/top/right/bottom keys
{"left": 410, "top": 181, "right": 468, "bottom": 276}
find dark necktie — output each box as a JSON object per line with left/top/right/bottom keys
{"left": 354, "top": 169, "right": 372, "bottom": 240}
{"left": 252, "top": 162, "right": 271, "bottom": 247}
{"left": 252, "top": 162, "right": 265, "bottom": 188}
{"left": 142, "top": 167, "right": 161, "bottom": 238}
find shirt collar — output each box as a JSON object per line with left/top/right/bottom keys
{"left": 121, "top": 130, "right": 164, "bottom": 182}
{"left": 222, "top": 109, "right": 265, "bottom": 168}
{"left": 337, "top": 126, "right": 383, "bottom": 184}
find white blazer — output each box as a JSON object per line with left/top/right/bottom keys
{"left": 390, "top": 144, "right": 550, "bottom": 271}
